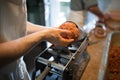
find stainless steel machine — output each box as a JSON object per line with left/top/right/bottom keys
{"left": 32, "top": 27, "right": 90, "bottom": 80}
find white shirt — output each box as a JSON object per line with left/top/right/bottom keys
{"left": 0, "top": 0, "right": 30, "bottom": 80}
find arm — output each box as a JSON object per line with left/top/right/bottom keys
{"left": 0, "top": 26, "right": 74, "bottom": 68}
{"left": 26, "top": 22, "right": 74, "bottom": 46}
{"left": 26, "top": 21, "right": 46, "bottom": 34}
{"left": 0, "top": 30, "right": 45, "bottom": 68}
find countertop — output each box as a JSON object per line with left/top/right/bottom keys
{"left": 67, "top": 11, "right": 113, "bottom": 80}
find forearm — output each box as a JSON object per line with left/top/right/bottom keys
{"left": 26, "top": 21, "right": 46, "bottom": 34}
{"left": 0, "top": 30, "right": 46, "bottom": 67}
{"left": 0, "top": 24, "right": 74, "bottom": 67}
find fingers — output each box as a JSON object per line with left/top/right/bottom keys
{"left": 59, "top": 36, "right": 74, "bottom": 46}
{"left": 60, "top": 29, "right": 72, "bottom": 34}
{"left": 62, "top": 37, "right": 74, "bottom": 43}
{"left": 47, "top": 28, "right": 75, "bottom": 46}
{"left": 59, "top": 29, "right": 75, "bottom": 45}
{"left": 59, "top": 29, "right": 72, "bottom": 39}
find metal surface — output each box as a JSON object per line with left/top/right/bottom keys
{"left": 33, "top": 32, "right": 90, "bottom": 80}
{"left": 98, "top": 31, "right": 120, "bottom": 80}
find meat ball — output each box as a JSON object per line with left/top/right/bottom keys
{"left": 59, "top": 21, "right": 80, "bottom": 40}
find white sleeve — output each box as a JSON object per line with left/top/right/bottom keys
{"left": 67, "top": 10, "right": 88, "bottom": 27}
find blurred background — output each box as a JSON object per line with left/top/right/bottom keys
{"left": 24, "top": 0, "right": 120, "bottom": 79}
{"left": 27, "top": 0, "right": 71, "bottom": 27}
{"left": 24, "top": 0, "right": 71, "bottom": 78}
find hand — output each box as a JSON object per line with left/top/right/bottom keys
{"left": 43, "top": 27, "right": 74, "bottom": 46}
{"left": 104, "top": 10, "right": 120, "bottom": 21}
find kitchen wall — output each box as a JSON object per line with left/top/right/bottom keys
{"left": 44, "top": 0, "right": 71, "bottom": 27}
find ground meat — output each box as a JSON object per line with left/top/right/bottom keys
{"left": 59, "top": 21, "right": 80, "bottom": 40}
{"left": 105, "top": 46, "right": 120, "bottom": 80}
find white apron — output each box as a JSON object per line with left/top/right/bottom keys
{"left": 0, "top": 0, "right": 30, "bottom": 80}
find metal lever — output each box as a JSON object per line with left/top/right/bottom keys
{"left": 36, "top": 66, "right": 51, "bottom": 80}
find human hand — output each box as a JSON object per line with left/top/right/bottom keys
{"left": 59, "top": 21, "right": 80, "bottom": 40}
{"left": 43, "top": 27, "right": 74, "bottom": 46}
{"left": 103, "top": 10, "right": 120, "bottom": 21}
{"left": 103, "top": 11, "right": 120, "bottom": 30}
